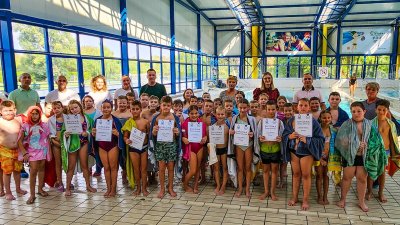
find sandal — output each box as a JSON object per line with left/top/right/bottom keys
{"left": 37, "top": 191, "right": 49, "bottom": 197}
{"left": 26, "top": 197, "right": 36, "bottom": 205}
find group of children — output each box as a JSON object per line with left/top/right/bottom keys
{"left": 0, "top": 87, "right": 398, "bottom": 212}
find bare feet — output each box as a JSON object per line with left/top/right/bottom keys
{"left": 358, "top": 203, "right": 369, "bottom": 212}
{"left": 317, "top": 197, "right": 324, "bottom": 205}
{"left": 218, "top": 189, "right": 225, "bottom": 195}
{"left": 26, "top": 196, "right": 36, "bottom": 205}
{"left": 337, "top": 200, "right": 345, "bottom": 208}
{"left": 323, "top": 199, "right": 330, "bottom": 205}
{"left": 193, "top": 189, "right": 199, "bottom": 194}
{"left": 157, "top": 190, "right": 165, "bottom": 199}
{"left": 185, "top": 186, "right": 194, "bottom": 193}
{"left": 65, "top": 190, "right": 72, "bottom": 197}
{"left": 378, "top": 194, "right": 387, "bottom": 203}
{"left": 277, "top": 181, "right": 285, "bottom": 189}
{"left": 37, "top": 191, "right": 49, "bottom": 197}
{"left": 108, "top": 192, "right": 116, "bottom": 198}
{"left": 0, "top": 191, "right": 5, "bottom": 197}
{"left": 288, "top": 199, "right": 297, "bottom": 206}
{"left": 214, "top": 187, "right": 220, "bottom": 195}
{"left": 132, "top": 189, "right": 141, "bottom": 196}
{"left": 104, "top": 191, "right": 111, "bottom": 197}
{"left": 5, "top": 193, "right": 15, "bottom": 200}
{"left": 259, "top": 192, "right": 269, "bottom": 200}
{"left": 301, "top": 201, "right": 310, "bottom": 211}
{"left": 143, "top": 189, "right": 150, "bottom": 197}
{"left": 365, "top": 191, "right": 372, "bottom": 200}
{"left": 234, "top": 190, "right": 242, "bottom": 198}
{"left": 271, "top": 194, "right": 278, "bottom": 201}
{"left": 16, "top": 189, "right": 27, "bottom": 196}
{"left": 87, "top": 186, "right": 97, "bottom": 193}
{"left": 245, "top": 190, "right": 251, "bottom": 199}
{"left": 168, "top": 188, "right": 177, "bottom": 198}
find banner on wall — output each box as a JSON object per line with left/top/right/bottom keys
{"left": 266, "top": 31, "right": 312, "bottom": 54}
{"left": 341, "top": 28, "right": 392, "bottom": 54}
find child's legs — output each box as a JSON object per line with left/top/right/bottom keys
{"left": 262, "top": 164, "right": 271, "bottom": 194}
{"left": 184, "top": 152, "right": 198, "bottom": 188}
{"left": 290, "top": 153, "right": 301, "bottom": 201}
{"left": 158, "top": 161, "right": 167, "bottom": 191}
{"left": 140, "top": 152, "right": 148, "bottom": 190}
{"left": 244, "top": 148, "right": 253, "bottom": 192}
{"left": 271, "top": 163, "right": 279, "bottom": 195}
{"left": 235, "top": 147, "right": 244, "bottom": 191}
{"left": 95, "top": 147, "right": 103, "bottom": 173}
{"left": 37, "top": 160, "right": 46, "bottom": 191}
{"left": 129, "top": 152, "right": 141, "bottom": 190}
{"left": 0, "top": 166, "right": 3, "bottom": 192}
{"left": 66, "top": 152, "right": 78, "bottom": 191}
{"left": 378, "top": 172, "right": 386, "bottom": 196}
{"left": 78, "top": 144, "right": 91, "bottom": 188}
{"left": 315, "top": 165, "right": 323, "bottom": 199}
{"left": 29, "top": 161, "right": 39, "bottom": 196}
{"left": 52, "top": 145, "right": 63, "bottom": 184}
{"left": 340, "top": 166, "right": 356, "bottom": 202}
{"left": 194, "top": 149, "right": 204, "bottom": 190}
{"left": 167, "top": 161, "right": 175, "bottom": 190}
{"left": 220, "top": 154, "right": 228, "bottom": 189}
{"left": 99, "top": 148, "right": 111, "bottom": 190}
{"left": 3, "top": 173, "right": 11, "bottom": 194}
{"left": 322, "top": 166, "right": 329, "bottom": 199}
{"left": 299, "top": 156, "right": 313, "bottom": 202}
{"left": 213, "top": 159, "right": 221, "bottom": 188}
{"left": 355, "top": 166, "right": 368, "bottom": 206}
{"left": 107, "top": 147, "right": 119, "bottom": 193}
{"left": 13, "top": 170, "right": 22, "bottom": 191}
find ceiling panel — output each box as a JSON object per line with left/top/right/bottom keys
{"left": 213, "top": 19, "right": 240, "bottom": 25}
{"left": 342, "top": 21, "right": 395, "bottom": 26}
{"left": 265, "top": 17, "right": 315, "bottom": 24}
{"left": 351, "top": 3, "right": 400, "bottom": 12}
{"left": 261, "top": 7, "right": 319, "bottom": 16}
{"left": 204, "top": 10, "right": 235, "bottom": 18}
{"left": 345, "top": 13, "right": 399, "bottom": 21}
{"left": 192, "top": 0, "right": 228, "bottom": 9}
{"left": 259, "top": 0, "right": 321, "bottom": 6}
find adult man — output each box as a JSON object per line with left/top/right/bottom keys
{"left": 293, "top": 73, "right": 325, "bottom": 109}
{"left": 114, "top": 75, "right": 138, "bottom": 109}
{"left": 8, "top": 73, "right": 41, "bottom": 115}
{"left": 139, "top": 69, "right": 167, "bottom": 100}
{"left": 45, "top": 75, "right": 80, "bottom": 105}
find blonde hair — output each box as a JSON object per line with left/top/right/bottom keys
{"left": 260, "top": 72, "right": 275, "bottom": 90}
{"left": 91, "top": 75, "right": 108, "bottom": 92}
{"left": 68, "top": 100, "right": 85, "bottom": 116}
{"left": 365, "top": 82, "right": 380, "bottom": 91}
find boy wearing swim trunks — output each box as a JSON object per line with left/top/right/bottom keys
{"left": 149, "top": 96, "right": 181, "bottom": 198}
{"left": 0, "top": 100, "right": 27, "bottom": 200}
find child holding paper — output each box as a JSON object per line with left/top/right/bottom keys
{"left": 92, "top": 100, "right": 123, "bottom": 197}
{"left": 258, "top": 101, "right": 284, "bottom": 201}
{"left": 228, "top": 99, "right": 260, "bottom": 198}
{"left": 149, "top": 96, "right": 181, "bottom": 198}
{"left": 182, "top": 105, "right": 207, "bottom": 193}
{"left": 282, "top": 98, "right": 324, "bottom": 210}
{"left": 209, "top": 106, "right": 230, "bottom": 195}
{"left": 19, "top": 106, "right": 51, "bottom": 204}
{"left": 62, "top": 100, "right": 96, "bottom": 196}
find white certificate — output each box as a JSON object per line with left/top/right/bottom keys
{"left": 262, "top": 118, "right": 279, "bottom": 141}
{"left": 188, "top": 122, "right": 202, "bottom": 143}
{"left": 209, "top": 125, "right": 225, "bottom": 145}
{"left": 95, "top": 119, "right": 113, "bottom": 142}
{"left": 157, "top": 119, "right": 174, "bottom": 142}
{"left": 63, "top": 114, "right": 82, "bottom": 134}
{"left": 233, "top": 124, "right": 250, "bottom": 146}
{"left": 295, "top": 114, "right": 313, "bottom": 137}
{"left": 129, "top": 127, "right": 146, "bottom": 150}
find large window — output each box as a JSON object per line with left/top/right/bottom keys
{"left": 79, "top": 34, "right": 101, "bottom": 56}
{"left": 48, "top": 29, "right": 77, "bottom": 54}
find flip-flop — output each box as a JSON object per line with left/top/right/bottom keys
{"left": 37, "top": 192, "right": 49, "bottom": 197}
{"left": 26, "top": 197, "right": 36, "bottom": 205}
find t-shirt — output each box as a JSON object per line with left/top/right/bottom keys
{"left": 88, "top": 91, "right": 113, "bottom": 110}
{"left": 114, "top": 88, "right": 138, "bottom": 100}
{"left": 45, "top": 89, "right": 80, "bottom": 105}
{"left": 139, "top": 83, "right": 167, "bottom": 100}
{"left": 293, "top": 86, "right": 323, "bottom": 103}
{"left": 362, "top": 98, "right": 381, "bottom": 120}
{"left": 8, "top": 87, "right": 40, "bottom": 115}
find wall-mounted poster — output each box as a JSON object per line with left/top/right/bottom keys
{"left": 266, "top": 31, "right": 312, "bottom": 54}
{"left": 342, "top": 28, "right": 392, "bottom": 54}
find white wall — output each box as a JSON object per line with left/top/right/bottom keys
{"left": 174, "top": 3, "right": 197, "bottom": 50}
{"left": 127, "top": 0, "right": 170, "bottom": 46}
{"left": 217, "top": 31, "right": 241, "bottom": 56}
{"left": 201, "top": 17, "right": 214, "bottom": 54}
{"left": 11, "top": 0, "right": 121, "bottom": 35}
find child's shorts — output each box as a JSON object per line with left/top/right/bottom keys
{"left": 0, "top": 156, "right": 23, "bottom": 175}
{"left": 260, "top": 151, "right": 281, "bottom": 164}
{"left": 342, "top": 155, "right": 363, "bottom": 167}
{"left": 155, "top": 141, "right": 177, "bottom": 162}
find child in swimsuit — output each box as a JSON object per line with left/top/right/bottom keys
{"left": 19, "top": 106, "right": 51, "bottom": 205}
{"left": 182, "top": 105, "right": 207, "bottom": 194}
{"left": 92, "top": 100, "right": 122, "bottom": 198}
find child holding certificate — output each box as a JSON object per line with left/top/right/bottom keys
{"left": 335, "top": 102, "right": 386, "bottom": 212}
{"left": 61, "top": 100, "right": 97, "bottom": 196}
{"left": 228, "top": 99, "right": 260, "bottom": 198}
{"left": 149, "top": 96, "right": 181, "bottom": 198}
{"left": 123, "top": 100, "right": 150, "bottom": 196}
{"left": 92, "top": 100, "right": 124, "bottom": 197}
{"left": 257, "top": 101, "right": 284, "bottom": 201}
{"left": 282, "top": 98, "right": 324, "bottom": 210}
{"left": 182, "top": 105, "right": 207, "bottom": 193}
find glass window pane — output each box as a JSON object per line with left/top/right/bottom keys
{"left": 79, "top": 34, "right": 101, "bottom": 56}
{"left": 12, "top": 23, "right": 45, "bottom": 51}
{"left": 15, "top": 53, "right": 47, "bottom": 96}
{"left": 152, "top": 63, "right": 161, "bottom": 83}
{"left": 377, "top": 65, "right": 389, "bottom": 79}
{"left": 52, "top": 57, "right": 78, "bottom": 93}
{"left": 378, "top": 56, "right": 390, "bottom": 64}
{"left": 82, "top": 59, "right": 102, "bottom": 92}
{"left": 219, "top": 58, "right": 229, "bottom": 66}
{"left": 277, "top": 57, "right": 287, "bottom": 78}
{"left": 219, "top": 66, "right": 228, "bottom": 79}
{"left": 48, "top": 29, "right": 77, "bottom": 54}
{"left": 128, "top": 43, "right": 137, "bottom": 59}
{"left": 179, "top": 52, "right": 186, "bottom": 63}
{"left": 164, "top": 84, "right": 171, "bottom": 94}
{"left": 103, "top": 38, "right": 121, "bottom": 58}
{"left": 138, "top": 45, "right": 151, "bottom": 60}
{"left": 104, "top": 59, "right": 122, "bottom": 90}
{"left": 140, "top": 62, "right": 151, "bottom": 86}
{"left": 162, "top": 49, "right": 170, "bottom": 62}
{"left": 129, "top": 60, "right": 139, "bottom": 88}
{"left": 151, "top": 47, "right": 161, "bottom": 62}
{"left": 162, "top": 63, "right": 171, "bottom": 84}
{"left": 180, "top": 64, "right": 186, "bottom": 82}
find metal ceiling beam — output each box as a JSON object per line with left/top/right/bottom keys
{"left": 357, "top": 0, "right": 400, "bottom": 4}
{"left": 264, "top": 14, "right": 317, "bottom": 19}
{"left": 314, "top": 0, "right": 327, "bottom": 25}
{"left": 260, "top": 3, "right": 321, "bottom": 8}
{"left": 344, "top": 18, "right": 397, "bottom": 22}
{"left": 181, "top": 0, "right": 217, "bottom": 26}
{"left": 349, "top": 10, "right": 400, "bottom": 15}
{"left": 337, "top": 0, "right": 357, "bottom": 22}
{"left": 253, "top": 0, "right": 265, "bottom": 26}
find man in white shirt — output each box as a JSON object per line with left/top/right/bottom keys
{"left": 293, "top": 73, "right": 325, "bottom": 109}
{"left": 113, "top": 75, "right": 138, "bottom": 110}
{"left": 45, "top": 75, "right": 80, "bottom": 105}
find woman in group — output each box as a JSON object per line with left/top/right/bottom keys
{"left": 219, "top": 75, "right": 238, "bottom": 105}
{"left": 182, "top": 89, "right": 194, "bottom": 111}
{"left": 253, "top": 72, "right": 280, "bottom": 102}
{"left": 88, "top": 75, "right": 113, "bottom": 110}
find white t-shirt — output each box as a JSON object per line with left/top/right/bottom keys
{"left": 113, "top": 88, "right": 138, "bottom": 100}
{"left": 45, "top": 89, "right": 80, "bottom": 105}
{"left": 88, "top": 91, "right": 113, "bottom": 110}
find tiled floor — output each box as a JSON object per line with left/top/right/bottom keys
{"left": 1, "top": 165, "right": 400, "bottom": 225}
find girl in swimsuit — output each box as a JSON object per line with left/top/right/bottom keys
{"left": 182, "top": 105, "right": 207, "bottom": 194}
{"left": 49, "top": 101, "right": 65, "bottom": 192}
{"left": 92, "top": 100, "right": 122, "bottom": 198}
{"left": 349, "top": 74, "right": 357, "bottom": 97}
{"left": 63, "top": 100, "right": 97, "bottom": 196}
